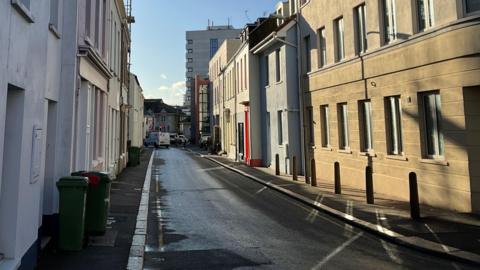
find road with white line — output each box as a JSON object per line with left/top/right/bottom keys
{"left": 143, "top": 148, "right": 473, "bottom": 270}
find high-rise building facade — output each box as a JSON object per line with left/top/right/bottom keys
{"left": 185, "top": 25, "right": 241, "bottom": 140}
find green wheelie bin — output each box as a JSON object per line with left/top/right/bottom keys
{"left": 72, "top": 171, "right": 111, "bottom": 235}
{"left": 128, "top": 146, "right": 140, "bottom": 166}
{"left": 56, "top": 176, "right": 89, "bottom": 251}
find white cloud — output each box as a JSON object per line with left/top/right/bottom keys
{"left": 160, "top": 73, "right": 167, "bottom": 80}
{"left": 144, "top": 80, "right": 186, "bottom": 105}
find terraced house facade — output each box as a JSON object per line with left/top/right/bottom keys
{"left": 299, "top": 0, "right": 480, "bottom": 212}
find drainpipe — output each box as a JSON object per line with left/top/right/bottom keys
{"left": 234, "top": 59, "right": 238, "bottom": 162}
{"left": 295, "top": 0, "right": 308, "bottom": 178}
{"left": 221, "top": 69, "right": 225, "bottom": 153}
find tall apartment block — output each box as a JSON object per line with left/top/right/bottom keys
{"left": 185, "top": 25, "right": 241, "bottom": 141}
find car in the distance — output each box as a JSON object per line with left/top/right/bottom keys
{"left": 144, "top": 132, "right": 158, "bottom": 147}
{"left": 169, "top": 133, "right": 178, "bottom": 144}
{"left": 156, "top": 132, "right": 170, "bottom": 148}
{"left": 176, "top": 135, "right": 188, "bottom": 144}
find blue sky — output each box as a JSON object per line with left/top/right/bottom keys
{"left": 130, "top": 0, "right": 279, "bottom": 105}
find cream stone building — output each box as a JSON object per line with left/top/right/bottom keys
{"left": 210, "top": 39, "right": 242, "bottom": 157}
{"left": 299, "top": 0, "right": 480, "bottom": 212}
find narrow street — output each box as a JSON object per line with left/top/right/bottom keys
{"left": 143, "top": 148, "right": 474, "bottom": 270}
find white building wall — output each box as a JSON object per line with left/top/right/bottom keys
{"left": 0, "top": 1, "right": 53, "bottom": 268}
{"left": 107, "top": 0, "right": 122, "bottom": 177}
{"left": 42, "top": 0, "right": 64, "bottom": 220}
{"left": 129, "top": 73, "right": 145, "bottom": 148}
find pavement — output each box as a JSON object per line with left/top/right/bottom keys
{"left": 188, "top": 147, "right": 480, "bottom": 266}
{"left": 143, "top": 146, "right": 477, "bottom": 269}
{"left": 37, "top": 148, "right": 153, "bottom": 270}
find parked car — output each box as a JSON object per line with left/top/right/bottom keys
{"left": 156, "top": 132, "right": 170, "bottom": 148}
{"left": 177, "top": 135, "right": 188, "bottom": 145}
{"left": 144, "top": 132, "right": 158, "bottom": 147}
{"left": 169, "top": 133, "right": 178, "bottom": 145}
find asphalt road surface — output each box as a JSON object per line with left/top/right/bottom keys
{"left": 143, "top": 148, "right": 475, "bottom": 270}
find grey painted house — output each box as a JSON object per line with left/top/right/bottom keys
{"left": 252, "top": 16, "right": 302, "bottom": 175}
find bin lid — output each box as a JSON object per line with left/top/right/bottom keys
{"left": 56, "top": 176, "right": 89, "bottom": 188}
{"left": 71, "top": 171, "right": 111, "bottom": 184}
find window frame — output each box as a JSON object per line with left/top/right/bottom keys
{"left": 384, "top": 95, "right": 404, "bottom": 156}
{"left": 278, "top": 110, "right": 283, "bottom": 145}
{"left": 308, "top": 106, "right": 315, "bottom": 145}
{"left": 304, "top": 35, "right": 312, "bottom": 73}
{"left": 49, "top": 0, "right": 61, "bottom": 38}
{"left": 358, "top": 99, "right": 374, "bottom": 152}
{"left": 337, "top": 103, "right": 350, "bottom": 150}
{"left": 244, "top": 55, "right": 247, "bottom": 90}
{"left": 381, "top": 0, "right": 398, "bottom": 45}
{"left": 464, "top": 0, "right": 480, "bottom": 15}
{"left": 333, "top": 16, "right": 345, "bottom": 62}
{"left": 416, "top": 0, "right": 435, "bottom": 32}
{"left": 210, "top": 38, "right": 219, "bottom": 58}
{"left": 275, "top": 48, "right": 281, "bottom": 82}
{"left": 320, "top": 105, "right": 330, "bottom": 148}
{"left": 265, "top": 55, "right": 270, "bottom": 86}
{"left": 85, "top": 0, "right": 92, "bottom": 39}
{"left": 317, "top": 27, "right": 327, "bottom": 68}
{"left": 354, "top": 4, "right": 368, "bottom": 55}
{"left": 419, "top": 91, "right": 445, "bottom": 160}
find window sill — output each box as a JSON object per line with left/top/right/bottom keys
{"left": 300, "top": 0, "right": 311, "bottom": 8}
{"left": 321, "top": 147, "right": 333, "bottom": 151}
{"left": 419, "top": 159, "right": 449, "bottom": 166}
{"left": 338, "top": 149, "right": 352, "bottom": 154}
{"left": 386, "top": 155, "right": 408, "bottom": 161}
{"left": 464, "top": 10, "right": 480, "bottom": 18}
{"left": 49, "top": 24, "right": 61, "bottom": 39}
{"left": 84, "top": 36, "right": 93, "bottom": 47}
{"left": 91, "top": 158, "right": 105, "bottom": 170}
{"left": 11, "top": 0, "right": 35, "bottom": 23}
{"left": 359, "top": 151, "right": 376, "bottom": 157}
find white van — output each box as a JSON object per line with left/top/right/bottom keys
{"left": 155, "top": 132, "right": 170, "bottom": 148}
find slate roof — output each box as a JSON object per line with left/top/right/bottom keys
{"left": 144, "top": 99, "right": 183, "bottom": 115}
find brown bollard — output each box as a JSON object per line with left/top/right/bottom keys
{"left": 334, "top": 162, "right": 341, "bottom": 194}
{"left": 275, "top": 154, "right": 280, "bottom": 176}
{"left": 311, "top": 159, "right": 317, "bottom": 187}
{"left": 366, "top": 166, "right": 374, "bottom": 204}
{"left": 409, "top": 172, "right": 420, "bottom": 219}
{"left": 292, "top": 156, "right": 298, "bottom": 181}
